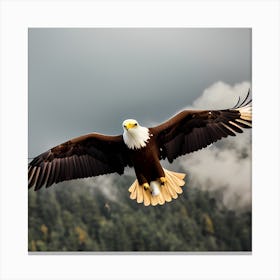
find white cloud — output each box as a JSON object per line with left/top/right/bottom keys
{"left": 192, "top": 80, "right": 251, "bottom": 109}
{"left": 179, "top": 81, "right": 252, "bottom": 210}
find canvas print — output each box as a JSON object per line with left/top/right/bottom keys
{"left": 28, "top": 28, "right": 252, "bottom": 252}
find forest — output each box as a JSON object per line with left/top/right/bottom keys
{"left": 28, "top": 173, "right": 251, "bottom": 252}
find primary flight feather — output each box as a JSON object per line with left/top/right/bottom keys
{"left": 28, "top": 92, "right": 252, "bottom": 206}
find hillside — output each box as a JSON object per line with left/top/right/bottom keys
{"left": 28, "top": 175, "right": 251, "bottom": 252}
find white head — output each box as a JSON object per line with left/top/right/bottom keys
{"left": 122, "top": 119, "right": 150, "bottom": 150}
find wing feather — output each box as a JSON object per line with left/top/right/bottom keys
{"left": 211, "top": 124, "right": 226, "bottom": 138}
{"left": 33, "top": 167, "right": 41, "bottom": 190}
{"left": 235, "top": 119, "right": 251, "bottom": 128}
{"left": 220, "top": 123, "right": 236, "bottom": 136}
{"left": 59, "top": 159, "right": 66, "bottom": 182}
{"left": 46, "top": 162, "right": 55, "bottom": 188}
{"left": 183, "top": 134, "right": 190, "bottom": 154}
{"left": 37, "top": 163, "right": 48, "bottom": 188}
{"left": 28, "top": 166, "right": 37, "bottom": 186}
{"left": 53, "top": 159, "right": 60, "bottom": 184}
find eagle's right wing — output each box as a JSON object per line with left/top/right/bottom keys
{"left": 28, "top": 133, "right": 132, "bottom": 190}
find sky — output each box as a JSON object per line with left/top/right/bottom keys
{"left": 28, "top": 28, "right": 252, "bottom": 209}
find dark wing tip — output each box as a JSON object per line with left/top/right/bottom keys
{"left": 232, "top": 88, "right": 252, "bottom": 109}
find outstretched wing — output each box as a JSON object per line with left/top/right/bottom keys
{"left": 151, "top": 92, "right": 252, "bottom": 163}
{"left": 28, "top": 133, "right": 132, "bottom": 190}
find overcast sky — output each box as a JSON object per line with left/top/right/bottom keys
{"left": 28, "top": 28, "right": 251, "bottom": 156}
{"left": 28, "top": 28, "right": 252, "bottom": 209}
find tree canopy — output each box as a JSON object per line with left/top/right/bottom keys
{"left": 28, "top": 175, "right": 251, "bottom": 252}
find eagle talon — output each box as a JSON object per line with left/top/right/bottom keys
{"left": 159, "top": 177, "right": 167, "bottom": 185}
{"left": 142, "top": 183, "right": 150, "bottom": 191}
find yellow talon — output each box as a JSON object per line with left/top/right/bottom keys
{"left": 142, "top": 183, "right": 150, "bottom": 191}
{"left": 159, "top": 177, "right": 167, "bottom": 185}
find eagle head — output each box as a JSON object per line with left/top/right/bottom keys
{"left": 122, "top": 119, "right": 139, "bottom": 131}
{"left": 122, "top": 119, "right": 150, "bottom": 150}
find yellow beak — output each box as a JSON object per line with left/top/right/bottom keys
{"left": 124, "top": 122, "right": 137, "bottom": 130}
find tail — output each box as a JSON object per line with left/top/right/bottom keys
{"left": 128, "top": 169, "right": 186, "bottom": 206}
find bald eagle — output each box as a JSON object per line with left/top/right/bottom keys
{"left": 28, "top": 93, "right": 252, "bottom": 206}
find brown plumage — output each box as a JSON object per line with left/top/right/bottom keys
{"left": 28, "top": 92, "right": 252, "bottom": 206}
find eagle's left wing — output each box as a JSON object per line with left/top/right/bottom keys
{"left": 151, "top": 94, "right": 252, "bottom": 163}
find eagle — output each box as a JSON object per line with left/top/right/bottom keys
{"left": 28, "top": 93, "right": 252, "bottom": 206}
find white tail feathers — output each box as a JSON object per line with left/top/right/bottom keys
{"left": 128, "top": 169, "right": 186, "bottom": 206}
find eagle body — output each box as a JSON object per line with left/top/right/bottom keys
{"left": 28, "top": 93, "right": 252, "bottom": 206}
{"left": 130, "top": 140, "right": 165, "bottom": 184}
{"left": 124, "top": 127, "right": 164, "bottom": 185}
